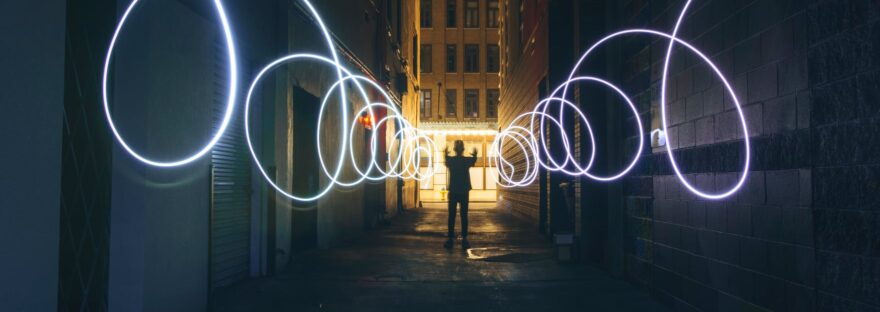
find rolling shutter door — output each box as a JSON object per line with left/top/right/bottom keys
{"left": 210, "top": 38, "right": 251, "bottom": 290}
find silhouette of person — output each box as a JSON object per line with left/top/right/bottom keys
{"left": 444, "top": 140, "right": 478, "bottom": 250}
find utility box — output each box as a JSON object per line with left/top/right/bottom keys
{"left": 554, "top": 233, "right": 576, "bottom": 263}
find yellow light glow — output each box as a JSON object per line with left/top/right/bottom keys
{"left": 421, "top": 129, "right": 498, "bottom": 136}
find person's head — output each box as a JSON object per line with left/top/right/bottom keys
{"left": 453, "top": 140, "right": 465, "bottom": 156}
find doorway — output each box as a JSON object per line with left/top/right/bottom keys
{"left": 289, "top": 87, "right": 319, "bottom": 252}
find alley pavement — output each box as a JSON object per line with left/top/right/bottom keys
{"left": 211, "top": 203, "right": 668, "bottom": 311}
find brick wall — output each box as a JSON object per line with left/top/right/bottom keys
{"left": 498, "top": 0, "right": 549, "bottom": 222}
{"left": 616, "top": 0, "right": 879, "bottom": 311}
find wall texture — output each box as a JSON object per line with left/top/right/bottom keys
{"left": 0, "top": 1, "right": 67, "bottom": 311}
{"left": 615, "top": 0, "right": 879, "bottom": 311}
{"left": 107, "top": 1, "right": 215, "bottom": 309}
{"left": 498, "top": 0, "right": 549, "bottom": 223}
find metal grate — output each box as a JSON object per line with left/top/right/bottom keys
{"left": 57, "top": 0, "right": 115, "bottom": 309}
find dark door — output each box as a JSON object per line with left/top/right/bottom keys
{"left": 290, "top": 87, "right": 319, "bottom": 252}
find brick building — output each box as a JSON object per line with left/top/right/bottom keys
{"left": 418, "top": 0, "right": 502, "bottom": 202}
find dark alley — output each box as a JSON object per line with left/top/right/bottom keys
{"left": 2, "top": 0, "right": 880, "bottom": 311}
{"left": 211, "top": 203, "right": 667, "bottom": 311}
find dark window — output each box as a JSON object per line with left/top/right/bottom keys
{"left": 421, "top": 0, "right": 432, "bottom": 28}
{"left": 446, "top": 89, "right": 457, "bottom": 117}
{"left": 446, "top": 0, "right": 456, "bottom": 28}
{"left": 446, "top": 44, "right": 457, "bottom": 72}
{"left": 486, "top": 89, "right": 499, "bottom": 118}
{"left": 464, "top": 44, "right": 479, "bottom": 73}
{"left": 412, "top": 36, "right": 418, "bottom": 75}
{"left": 487, "top": 44, "right": 499, "bottom": 73}
{"left": 420, "top": 44, "right": 432, "bottom": 73}
{"left": 465, "top": 0, "right": 479, "bottom": 28}
{"left": 465, "top": 89, "right": 479, "bottom": 118}
{"left": 487, "top": 0, "right": 499, "bottom": 28}
{"left": 421, "top": 89, "right": 433, "bottom": 118}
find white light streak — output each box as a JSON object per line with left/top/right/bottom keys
{"left": 490, "top": 0, "right": 751, "bottom": 200}
{"left": 242, "top": 1, "right": 433, "bottom": 202}
{"left": 101, "top": 0, "right": 750, "bottom": 203}
{"left": 102, "top": 0, "right": 238, "bottom": 167}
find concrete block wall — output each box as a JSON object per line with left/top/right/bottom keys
{"left": 617, "top": 0, "right": 879, "bottom": 311}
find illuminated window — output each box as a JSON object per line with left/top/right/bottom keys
{"left": 446, "top": 44, "right": 457, "bottom": 72}
{"left": 464, "top": 44, "right": 479, "bottom": 73}
{"left": 421, "top": 0, "right": 432, "bottom": 28}
{"left": 464, "top": 0, "right": 479, "bottom": 28}
{"left": 420, "top": 44, "right": 432, "bottom": 73}
{"left": 465, "top": 89, "right": 479, "bottom": 118}
{"left": 446, "top": 0, "right": 456, "bottom": 28}
{"left": 487, "top": 44, "right": 499, "bottom": 73}
{"left": 421, "top": 89, "right": 432, "bottom": 118}
{"left": 487, "top": 0, "right": 499, "bottom": 28}
{"left": 446, "top": 89, "right": 457, "bottom": 117}
{"left": 486, "top": 89, "right": 499, "bottom": 118}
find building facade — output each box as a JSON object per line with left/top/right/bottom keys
{"left": 418, "top": 0, "right": 502, "bottom": 202}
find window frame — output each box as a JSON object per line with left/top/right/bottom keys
{"left": 464, "top": 0, "right": 479, "bottom": 28}
{"left": 420, "top": 44, "right": 432, "bottom": 73}
{"left": 487, "top": 0, "right": 499, "bottom": 28}
{"left": 464, "top": 44, "right": 479, "bottom": 73}
{"left": 421, "top": 89, "right": 433, "bottom": 118}
{"left": 446, "top": 89, "right": 457, "bottom": 117}
{"left": 446, "top": 0, "right": 456, "bottom": 28}
{"left": 420, "top": 0, "right": 432, "bottom": 28}
{"left": 464, "top": 89, "right": 479, "bottom": 118}
{"left": 446, "top": 44, "right": 457, "bottom": 72}
{"left": 486, "top": 89, "right": 499, "bottom": 118}
{"left": 486, "top": 44, "right": 499, "bottom": 73}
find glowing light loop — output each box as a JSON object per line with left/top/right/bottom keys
{"left": 490, "top": 0, "right": 750, "bottom": 200}
{"left": 102, "top": 0, "right": 239, "bottom": 167}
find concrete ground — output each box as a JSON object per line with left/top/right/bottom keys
{"left": 211, "top": 203, "right": 668, "bottom": 312}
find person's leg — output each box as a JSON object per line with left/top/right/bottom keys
{"left": 460, "top": 192, "right": 470, "bottom": 249}
{"left": 445, "top": 193, "right": 457, "bottom": 249}
{"left": 447, "top": 193, "right": 457, "bottom": 238}
{"left": 460, "top": 193, "right": 469, "bottom": 237}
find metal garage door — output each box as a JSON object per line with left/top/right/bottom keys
{"left": 210, "top": 38, "right": 251, "bottom": 290}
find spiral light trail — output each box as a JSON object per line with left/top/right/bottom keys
{"left": 489, "top": 0, "right": 751, "bottom": 200}
{"left": 103, "top": 0, "right": 750, "bottom": 203}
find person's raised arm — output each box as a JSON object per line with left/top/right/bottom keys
{"left": 468, "top": 148, "right": 478, "bottom": 167}
{"left": 444, "top": 146, "right": 451, "bottom": 164}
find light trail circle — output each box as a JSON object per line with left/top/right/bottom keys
{"left": 244, "top": 54, "right": 353, "bottom": 202}
{"left": 562, "top": 27, "right": 750, "bottom": 199}
{"left": 314, "top": 74, "right": 376, "bottom": 188}
{"left": 350, "top": 102, "right": 404, "bottom": 182}
{"left": 102, "top": 0, "right": 239, "bottom": 167}
{"left": 532, "top": 97, "right": 595, "bottom": 174}
{"left": 551, "top": 76, "right": 645, "bottom": 182}
{"left": 660, "top": 0, "right": 749, "bottom": 200}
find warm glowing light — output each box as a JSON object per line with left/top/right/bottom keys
{"left": 242, "top": 1, "right": 433, "bottom": 202}
{"left": 421, "top": 129, "right": 498, "bottom": 136}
